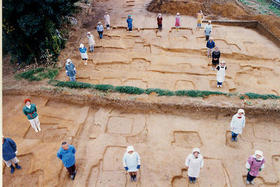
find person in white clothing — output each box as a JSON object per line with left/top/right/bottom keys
{"left": 230, "top": 109, "right": 245, "bottom": 142}
{"left": 123, "top": 146, "right": 141, "bottom": 182}
{"left": 104, "top": 12, "right": 110, "bottom": 30}
{"left": 216, "top": 60, "right": 227, "bottom": 87}
{"left": 87, "top": 32, "right": 95, "bottom": 52}
{"left": 79, "top": 43, "right": 88, "bottom": 65}
{"left": 185, "top": 148, "right": 204, "bottom": 184}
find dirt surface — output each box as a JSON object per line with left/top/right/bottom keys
{"left": 3, "top": 94, "right": 280, "bottom": 187}
{"left": 2, "top": 0, "right": 280, "bottom": 186}
{"left": 147, "top": 0, "right": 280, "bottom": 38}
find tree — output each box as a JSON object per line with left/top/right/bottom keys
{"left": 3, "top": 0, "right": 79, "bottom": 65}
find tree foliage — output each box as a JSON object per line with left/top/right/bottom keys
{"left": 3, "top": 0, "right": 79, "bottom": 65}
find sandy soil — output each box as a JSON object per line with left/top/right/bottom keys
{"left": 2, "top": 0, "right": 280, "bottom": 186}
{"left": 2, "top": 94, "right": 280, "bottom": 187}
{"left": 56, "top": 0, "right": 280, "bottom": 95}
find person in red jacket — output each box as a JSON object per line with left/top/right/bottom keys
{"left": 157, "top": 13, "right": 163, "bottom": 31}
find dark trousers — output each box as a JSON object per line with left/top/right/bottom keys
{"left": 189, "top": 177, "right": 196, "bottom": 182}
{"left": 231, "top": 132, "right": 238, "bottom": 141}
{"left": 247, "top": 172, "right": 256, "bottom": 182}
{"left": 206, "top": 35, "right": 210, "bottom": 41}
{"left": 66, "top": 164, "right": 76, "bottom": 176}
{"left": 217, "top": 81, "right": 223, "bottom": 86}
{"left": 158, "top": 24, "right": 162, "bottom": 30}
{"left": 98, "top": 31, "right": 103, "bottom": 39}
{"left": 128, "top": 27, "right": 132, "bottom": 31}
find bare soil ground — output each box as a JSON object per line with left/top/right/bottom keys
{"left": 2, "top": 0, "right": 280, "bottom": 186}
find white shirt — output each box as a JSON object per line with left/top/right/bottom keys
{"left": 185, "top": 154, "right": 204, "bottom": 178}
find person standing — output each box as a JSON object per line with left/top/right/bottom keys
{"left": 212, "top": 47, "right": 220, "bottom": 70}
{"left": 246, "top": 150, "right": 265, "bottom": 185}
{"left": 216, "top": 61, "right": 227, "bottom": 88}
{"left": 127, "top": 15, "right": 133, "bottom": 32}
{"left": 57, "top": 142, "right": 77, "bottom": 180}
{"left": 185, "top": 148, "right": 204, "bottom": 184}
{"left": 157, "top": 13, "right": 163, "bottom": 31}
{"left": 123, "top": 146, "right": 141, "bottom": 182}
{"left": 79, "top": 43, "right": 88, "bottom": 65}
{"left": 87, "top": 32, "right": 95, "bottom": 52}
{"left": 97, "top": 22, "right": 104, "bottom": 39}
{"left": 175, "top": 13, "right": 181, "bottom": 31}
{"left": 230, "top": 109, "right": 245, "bottom": 142}
{"left": 204, "top": 20, "right": 212, "bottom": 41}
{"left": 23, "top": 99, "right": 41, "bottom": 133}
{"left": 206, "top": 37, "right": 215, "bottom": 58}
{"left": 197, "top": 10, "right": 203, "bottom": 30}
{"left": 65, "top": 59, "right": 76, "bottom": 82}
{"left": 2, "top": 137, "right": 22, "bottom": 174}
{"left": 104, "top": 12, "right": 110, "bottom": 30}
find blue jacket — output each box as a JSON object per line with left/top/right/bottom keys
{"left": 23, "top": 104, "right": 38, "bottom": 120}
{"left": 97, "top": 25, "right": 104, "bottom": 32}
{"left": 206, "top": 41, "right": 215, "bottom": 49}
{"left": 57, "top": 145, "right": 76, "bottom": 168}
{"left": 65, "top": 63, "right": 76, "bottom": 77}
{"left": 3, "top": 138, "right": 17, "bottom": 161}
{"left": 127, "top": 18, "right": 133, "bottom": 28}
{"left": 79, "top": 47, "right": 87, "bottom": 53}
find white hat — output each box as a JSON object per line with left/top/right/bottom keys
{"left": 221, "top": 60, "right": 226, "bottom": 64}
{"left": 98, "top": 21, "right": 101, "bottom": 24}
{"left": 208, "top": 20, "right": 211, "bottom": 23}
{"left": 192, "top": 148, "right": 200, "bottom": 154}
{"left": 158, "top": 13, "right": 162, "bottom": 17}
{"left": 177, "top": 12, "right": 180, "bottom": 16}
{"left": 80, "top": 43, "right": 84, "bottom": 48}
{"left": 254, "top": 150, "right": 264, "bottom": 160}
{"left": 238, "top": 109, "right": 245, "bottom": 115}
{"left": 87, "top": 32, "right": 91, "bottom": 35}
{"left": 127, "top": 146, "right": 134, "bottom": 152}
{"left": 66, "top": 59, "right": 71, "bottom": 63}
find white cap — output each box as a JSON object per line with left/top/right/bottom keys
{"left": 98, "top": 21, "right": 101, "bottom": 24}
{"left": 80, "top": 43, "right": 84, "bottom": 48}
{"left": 208, "top": 20, "right": 211, "bottom": 23}
{"left": 66, "top": 59, "right": 71, "bottom": 63}
{"left": 177, "top": 12, "right": 180, "bottom": 16}
{"left": 238, "top": 109, "right": 245, "bottom": 115}
{"left": 255, "top": 150, "right": 264, "bottom": 160}
{"left": 127, "top": 145, "right": 134, "bottom": 152}
{"left": 87, "top": 32, "right": 91, "bottom": 35}
{"left": 192, "top": 148, "right": 200, "bottom": 154}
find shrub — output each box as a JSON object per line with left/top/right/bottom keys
{"left": 15, "top": 68, "right": 59, "bottom": 81}
{"left": 94, "top": 84, "right": 115, "bottom": 92}
{"left": 175, "top": 90, "right": 225, "bottom": 97}
{"left": 56, "top": 81, "right": 93, "bottom": 89}
{"left": 115, "top": 86, "right": 145, "bottom": 95}
{"left": 145, "top": 88, "right": 175, "bottom": 96}
{"left": 245, "top": 93, "right": 280, "bottom": 100}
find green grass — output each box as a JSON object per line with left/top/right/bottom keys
{"left": 15, "top": 67, "right": 59, "bottom": 81}
{"left": 52, "top": 80, "right": 280, "bottom": 100}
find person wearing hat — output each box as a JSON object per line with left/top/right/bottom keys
{"left": 123, "top": 146, "right": 141, "bottom": 182}
{"left": 212, "top": 46, "right": 221, "bottom": 70}
{"left": 104, "top": 12, "right": 110, "bottom": 30}
{"left": 23, "top": 99, "right": 41, "bottom": 132}
{"left": 97, "top": 22, "right": 104, "bottom": 39}
{"left": 206, "top": 37, "right": 215, "bottom": 58}
{"left": 230, "top": 109, "right": 245, "bottom": 142}
{"left": 157, "top": 13, "right": 163, "bottom": 31}
{"left": 2, "top": 137, "right": 22, "bottom": 174}
{"left": 65, "top": 59, "right": 76, "bottom": 82}
{"left": 246, "top": 150, "right": 265, "bottom": 184}
{"left": 204, "top": 20, "right": 212, "bottom": 41}
{"left": 216, "top": 60, "right": 227, "bottom": 88}
{"left": 87, "top": 32, "right": 95, "bottom": 52}
{"left": 196, "top": 10, "right": 204, "bottom": 30}
{"left": 127, "top": 15, "right": 133, "bottom": 32}
{"left": 57, "top": 142, "right": 77, "bottom": 180}
{"left": 79, "top": 43, "right": 88, "bottom": 65}
{"left": 175, "top": 12, "right": 181, "bottom": 31}
{"left": 185, "top": 148, "right": 204, "bottom": 184}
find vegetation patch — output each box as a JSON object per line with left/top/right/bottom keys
{"left": 15, "top": 68, "right": 59, "bottom": 81}
{"left": 52, "top": 80, "right": 280, "bottom": 100}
